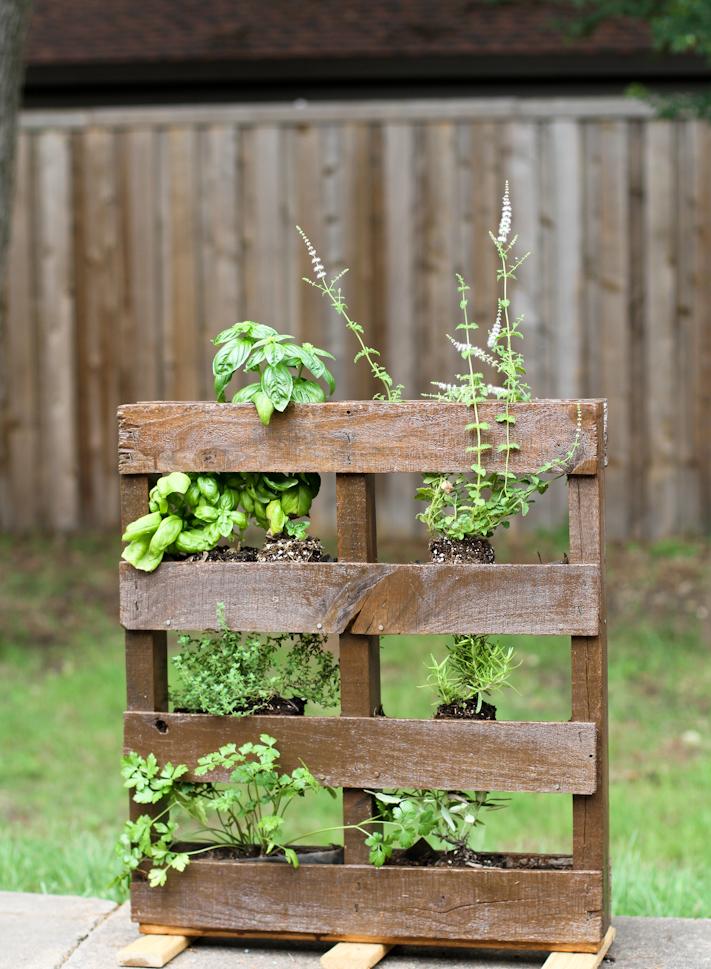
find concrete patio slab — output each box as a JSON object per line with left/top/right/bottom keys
{"left": 0, "top": 890, "right": 116, "bottom": 969}
{"left": 3, "top": 892, "right": 710, "bottom": 969}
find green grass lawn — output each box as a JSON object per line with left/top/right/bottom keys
{"left": 0, "top": 530, "right": 709, "bottom": 916}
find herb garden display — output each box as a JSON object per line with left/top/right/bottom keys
{"left": 116, "top": 188, "right": 610, "bottom": 958}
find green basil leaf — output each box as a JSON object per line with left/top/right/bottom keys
{"left": 291, "top": 377, "right": 326, "bottom": 403}
{"left": 262, "top": 363, "right": 293, "bottom": 412}
{"left": 253, "top": 390, "right": 275, "bottom": 426}
{"left": 232, "top": 382, "right": 261, "bottom": 403}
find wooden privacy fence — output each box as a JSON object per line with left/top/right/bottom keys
{"left": 1, "top": 97, "right": 709, "bottom": 538}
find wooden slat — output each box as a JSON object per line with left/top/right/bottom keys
{"left": 569, "top": 458, "right": 610, "bottom": 930}
{"left": 119, "top": 561, "right": 600, "bottom": 635}
{"left": 36, "top": 129, "right": 79, "bottom": 530}
{"left": 118, "top": 932, "right": 190, "bottom": 968}
{"left": 124, "top": 713, "right": 598, "bottom": 794}
{"left": 336, "top": 474, "right": 380, "bottom": 864}
{"left": 130, "top": 862, "right": 604, "bottom": 947}
{"left": 321, "top": 942, "right": 391, "bottom": 969}
{"left": 117, "top": 400, "right": 601, "bottom": 475}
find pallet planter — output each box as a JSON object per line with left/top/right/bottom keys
{"left": 119, "top": 398, "right": 609, "bottom": 954}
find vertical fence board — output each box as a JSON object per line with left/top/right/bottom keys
{"left": 644, "top": 122, "right": 678, "bottom": 538}
{"left": 3, "top": 133, "right": 38, "bottom": 530}
{"left": 3, "top": 103, "right": 710, "bottom": 537}
{"left": 35, "top": 129, "right": 78, "bottom": 530}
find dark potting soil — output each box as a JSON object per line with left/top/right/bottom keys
{"left": 173, "top": 545, "right": 260, "bottom": 563}
{"left": 434, "top": 697, "right": 497, "bottom": 720}
{"left": 392, "top": 841, "right": 572, "bottom": 870}
{"left": 256, "top": 535, "right": 331, "bottom": 563}
{"left": 173, "top": 695, "right": 306, "bottom": 717}
{"left": 429, "top": 536, "right": 495, "bottom": 564}
{"left": 172, "top": 843, "right": 343, "bottom": 864}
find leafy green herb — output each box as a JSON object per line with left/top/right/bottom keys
{"left": 212, "top": 320, "right": 335, "bottom": 424}
{"left": 418, "top": 184, "right": 583, "bottom": 540}
{"left": 364, "top": 789, "right": 507, "bottom": 867}
{"left": 121, "top": 471, "right": 321, "bottom": 572}
{"left": 114, "top": 736, "right": 337, "bottom": 889}
{"left": 425, "top": 634, "right": 519, "bottom": 711}
{"left": 171, "top": 622, "right": 340, "bottom": 717}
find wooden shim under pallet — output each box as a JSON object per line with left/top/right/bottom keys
{"left": 118, "top": 931, "right": 191, "bottom": 967}
{"left": 124, "top": 713, "right": 598, "bottom": 794}
{"left": 120, "top": 561, "right": 600, "bottom": 636}
{"left": 543, "top": 926, "right": 616, "bottom": 968}
{"left": 321, "top": 942, "right": 393, "bottom": 969}
{"left": 117, "top": 399, "right": 602, "bottom": 475}
{"left": 131, "top": 863, "right": 604, "bottom": 947}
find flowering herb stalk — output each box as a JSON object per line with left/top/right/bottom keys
{"left": 297, "top": 226, "right": 404, "bottom": 402}
{"left": 417, "top": 182, "right": 582, "bottom": 541}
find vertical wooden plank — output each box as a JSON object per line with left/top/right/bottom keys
{"left": 121, "top": 475, "right": 169, "bottom": 823}
{"left": 418, "top": 122, "right": 458, "bottom": 390}
{"left": 695, "top": 122, "right": 711, "bottom": 531}
{"left": 36, "top": 129, "right": 79, "bottom": 530}
{"left": 241, "top": 124, "right": 285, "bottom": 326}
{"left": 122, "top": 127, "right": 163, "bottom": 406}
{"left": 3, "top": 132, "right": 38, "bottom": 530}
{"left": 198, "top": 125, "right": 240, "bottom": 399}
{"left": 675, "top": 121, "right": 703, "bottom": 532}
{"left": 336, "top": 473, "right": 380, "bottom": 864}
{"left": 568, "top": 433, "right": 609, "bottom": 931}
{"left": 644, "top": 121, "right": 678, "bottom": 538}
{"left": 597, "top": 121, "right": 630, "bottom": 537}
{"left": 382, "top": 122, "right": 418, "bottom": 536}
{"left": 626, "top": 120, "right": 648, "bottom": 539}
{"left": 76, "top": 127, "right": 122, "bottom": 528}
{"left": 160, "top": 127, "right": 201, "bottom": 401}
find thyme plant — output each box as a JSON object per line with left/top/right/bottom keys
{"left": 171, "top": 625, "right": 340, "bottom": 717}
{"left": 115, "top": 736, "right": 336, "bottom": 888}
{"left": 417, "top": 183, "right": 582, "bottom": 540}
{"left": 297, "top": 226, "right": 404, "bottom": 401}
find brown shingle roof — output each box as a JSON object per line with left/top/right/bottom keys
{"left": 27, "top": 1, "right": 652, "bottom": 66}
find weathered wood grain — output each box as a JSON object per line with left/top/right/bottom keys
{"left": 117, "top": 400, "right": 602, "bottom": 475}
{"left": 119, "top": 562, "right": 600, "bottom": 635}
{"left": 336, "top": 473, "right": 381, "bottom": 864}
{"left": 130, "top": 862, "right": 604, "bottom": 947}
{"left": 568, "top": 439, "right": 610, "bottom": 931}
{"left": 124, "top": 713, "right": 598, "bottom": 794}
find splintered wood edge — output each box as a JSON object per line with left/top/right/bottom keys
{"left": 118, "top": 931, "right": 192, "bottom": 967}
{"left": 321, "top": 941, "right": 393, "bottom": 969}
{"left": 543, "top": 926, "right": 616, "bottom": 968}
{"left": 117, "top": 399, "right": 604, "bottom": 475}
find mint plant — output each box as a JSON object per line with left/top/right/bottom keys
{"left": 417, "top": 184, "right": 582, "bottom": 541}
{"left": 171, "top": 625, "right": 340, "bottom": 717}
{"left": 212, "top": 320, "right": 335, "bottom": 425}
{"left": 297, "top": 226, "right": 404, "bottom": 402}
{"left": 115, "top": 736, "right": 336, "bottom": 889}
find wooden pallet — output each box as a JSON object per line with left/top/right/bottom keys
{"left": 118, "top": 399, "right": 609, "bottom": 953}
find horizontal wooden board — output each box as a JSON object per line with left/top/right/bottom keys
{"left": 130, "top": 862, "right": 604, "bottom": 947}
{"left": 117, "top": 400, "right": 602, "bottom": 475}
{"left": 120, "top": 562, "right": 600, "bottom": 635}
{"left": 124, "top": 713, "right": 597, "bottom": 794}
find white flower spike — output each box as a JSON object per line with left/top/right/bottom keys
{"left": 497, "top": 180, "right": 512, "bottom": 244}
